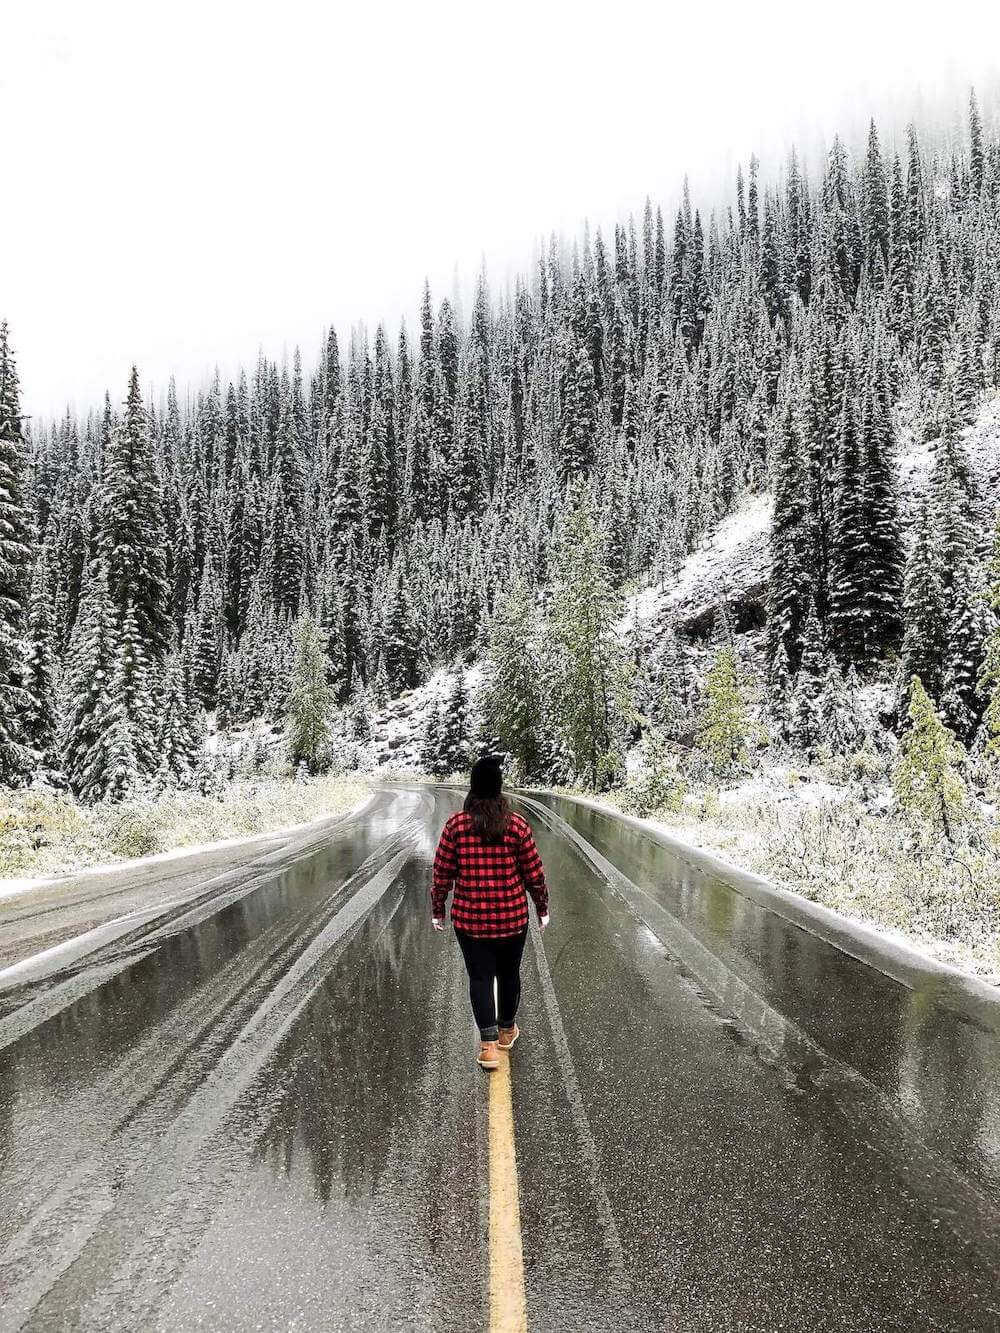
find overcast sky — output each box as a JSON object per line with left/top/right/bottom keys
{"left": 4, "top": 0, "right": 999, "bottom": 420}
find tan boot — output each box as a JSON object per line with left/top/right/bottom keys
{"left": 477, "top": 1040, "right": 500, "bottom": 1070}
{"left": 498, "top": 1024, "right": 519, "bottom": 1051}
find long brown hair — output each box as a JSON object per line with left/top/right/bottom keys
{"left": 463, "top": 793, "right": 512, "bottom": 844}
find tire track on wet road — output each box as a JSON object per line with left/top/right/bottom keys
{"left": 515, "top": 791, "right": 1000, "bottom": 1270}
{"left": 0, "top": 823, "right": 418, "bottom": 1332}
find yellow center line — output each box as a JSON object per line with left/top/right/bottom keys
{"left": 488, "top": 1048, "right": 527, "bottom": 1332}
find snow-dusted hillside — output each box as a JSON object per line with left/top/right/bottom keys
{"left": 897, "top": 392, "right": 1000, "bottom": 524}
{"left": 620, "top": 492, "right": 772, "bottom": 651}
{"left": 625, "top": 390, "right": 1000, "bottom": 650}
{"left": 363, "top": 392, "right": 1000, "bottom": 777}
{"left": 368, "top": 663, "right": 484, "bottom": 771}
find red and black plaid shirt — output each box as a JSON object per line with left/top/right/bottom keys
{"left": 431, "top": 810, "right": 548, "bottom": 938}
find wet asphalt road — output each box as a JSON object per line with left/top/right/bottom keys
{"left": 1, "top": 785, "right": 999, "bottom": 1332}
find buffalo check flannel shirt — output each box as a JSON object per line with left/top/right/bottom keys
{"left": 431, "top": 811, "right": 549, "bottom": 938}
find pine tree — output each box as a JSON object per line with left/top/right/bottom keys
{"left": 21, "top": 544, "right": 59, "bottom": 767}
{"left": 969, "top": 88, "right": 984, "bottom": 200}
{"left": 188, "top": 555, "right": 222, "bottom": 710}
{"left": 61, "top": 561, "right": 118, "bottom": 802}
{"left": 381, "top": 569, "right": 422, "bottom": 692}
{"left": 893, "top": 676, "right": 967, "bottom": 840}
{"left": 900, "top": 500, "right": 948, "bottom": 703}
{"left": 859, "top": 368, "right": 904, "bottom": 654}
{"left": 420, "top": 702, "right": 444, "bottom": 777}
{"left": 697, "top": 646, "right": 758, "bottom": 775}
{"left": 547, "top": 483, "right": 631, "bottom": 790}
{"left": 977, "top": 510, "right": 1000, "bottom": 757}
{"left": 156, "top": 656, "right": 200, "bottom": 788}
{"left": 863, "top": 119, "right": 890, "bottom": 278}
{"left": 285, "top": 611, "right": 335, "bottom": 773}
{"left": 650, "top": 619, "right": 690, "bottom": 739}
{"left": 818, "top": 662, "right": 864, "bottom": 755}
{"left": 768, "top": 396, "right": 816, "bottom": 674}
{"left": 99, "top": 651, "right": 145, "bottom": 804}
{"left": 483, "top": 577, "right": 545, "bottom": 781}
{"left": 791, "top": 601, "right": 826, "bottom": 751}
{"left": 0, "top": 322, "right": 33, "bottom": 784}
{"left": 940, "top": 562, "right": 989, "bottom": 743}
{"left": 437, "top": 666, "right": 471, "bottom": 774}
{"left": 113, "top": 599, "right": 159, "bottom": 777}
{"left": 103, "top": 367, "right": 171, "bottom": 661}
{"left": 559, "top": 342, "right": 597, "bottom": 484}
{"left": 829, "top": 375, "right": 868, "bottom": 664}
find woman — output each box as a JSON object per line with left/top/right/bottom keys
{"left": 431, "top": 755, "right": 550, "bottom": 1070}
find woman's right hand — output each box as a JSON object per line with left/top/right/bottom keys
{"left": 432, "top": 917, "right": 445, "bottom": 932}
{"left": 540, "top": 914, "right": 550, "bottom": 931}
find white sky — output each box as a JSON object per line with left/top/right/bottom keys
{"left": 4, "top": 0, "right": 999, "bottom": 420}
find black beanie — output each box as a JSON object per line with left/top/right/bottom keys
{"left": 470, "top": 755, "right": 503, "bottom": 798}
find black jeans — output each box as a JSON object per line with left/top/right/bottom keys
{"left": 454, "top": 927, "right": 528, "bottom": 1041}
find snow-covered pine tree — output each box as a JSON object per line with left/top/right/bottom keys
{"left": 940, "top": 560, "right": 989, "bottom": 743}
{"left": 546, "top": 482, "right": 631, "bottom": 790}
{"left": 348, "top": 675, "right": 372, "bottom": 743}
{"left": 818, "top": 661, "right": 864, "bottom": 755}
{"left": 286, "top": 610, "right": 335, "bottom": 773}
{"left": 156, "top": 656, "right": 200, "bottom": 788}
{"left": 113, "top": 599, "right": 159, "bottom": 778}
{"left": 977, "top": 509, "right": 1000, "bottom": 758}
{"left": 0, "top": 322, "right": 34, "bottom": 784}
{"left": 931, "top": 395, "right": 977, "bottom": 605}
{"left": 859, "top": 361, "right": 903, "bottom": 655}
{"left": 767, "top": 639, "right": 795, "bottom": 745}
{"left": 649, "top": 617, "right": 691, "bottom": 740}
{"left": 98, "top": 641, "right": 148, "bottom": 804}
{"left": 61, "top": 560, "right": 118, "bottom": 800}
{"left": 381, "top": 567, "right": 421, "bottom": 693}
{"left": 483, "top": 577, "right": 545, "bottom": 782}
{"left": 103, "top": 367, "right": 171, "bottom": 661}
{"left": 790, "top": 600, "right": 826, "bottom": 752}
{"left": 767, "top": 394, "right": 817, "bottom": 677}
{"left": 900, "top": 498, "right": 948, "bottom": 703}
{"left": 558, "top": 340, "right": 597, "bottom": 484}
{"left": 420, "top": 701, "right": 444, "bottom": 777}
{"left": 829, "top": 369, "right": 868, "bottom": 664}
{"left": 188, "top": 553, "right": 222, "bottom": 710}
{"left": 437, "top": 665, "right": 471, "bottom": 774}
{"left": 21, "top": 541, "right": 59, "bottom": 769}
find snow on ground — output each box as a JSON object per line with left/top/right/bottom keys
{"left": 581, "top": 786, "right": 1000, "bottom": 985}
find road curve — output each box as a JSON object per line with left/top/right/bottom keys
{"left": 0, "top": 784, "right": 998, "bottom": 1332}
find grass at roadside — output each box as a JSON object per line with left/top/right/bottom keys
{"left": 0, "top": 774, "right": 372, "bottom": 881}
